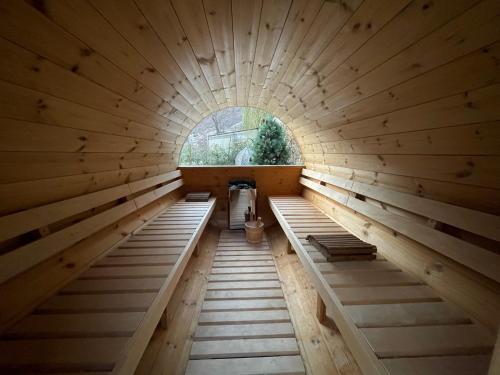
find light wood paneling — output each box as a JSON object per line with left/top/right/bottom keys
{"left": 0, "top": 2, "right": 499, "bottom": 372}
{"left": 179, "top": 166, "right": 302, "bottom": 227}
{"left": 0, "top": 0, "right": 497, "bottom": 216}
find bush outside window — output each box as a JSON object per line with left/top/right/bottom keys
{"left": 179, "top": 107, "right": 302, "bottom": 166}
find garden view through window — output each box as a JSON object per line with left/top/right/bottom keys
{"left": 179, "top": 107, "right": 303, "bottom": 166}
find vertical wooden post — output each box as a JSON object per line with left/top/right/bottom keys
{"left": 316, "top": 293, "right": 326, "bottom": 324}
{"left": 489, "top": 332, "right": 500, "bottom": 374}
{"left": 194, "top": 243, "right": 200, "bottom": 257}
{"left": 160, "top": 308, "right": 168, "bottom": 329}
{"left": 286, "top": 240, "right": 294, "bottom": 254}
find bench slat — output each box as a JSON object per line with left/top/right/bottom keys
{"left": 334, "top": 285, "right": 440, "bottom": 305}
{"left": 269, "top": 196, "right": 496, "bottom": 375}
{"left": 81, "top": 266, "right": 173, "bottom": 279}
{"left": 119, "top": 240, "right": 188, "bottom": 248}
{"left": 96, "top": 255, "right": 178, "bottom": 267}
{"left": 325, "top": 271, "right": 420, "bottom": 287}
{"left": 4, "top": 312, "right": 144, "bottom": 338}
{"left": 37, "top": 293, "right": 156, "bottom": 313}
{"left": 382, "top": 355, "right": 491, "bottom": 375}
{"left": 110, "top": 247, "right": 183, "bottom": 256}
{"left": 0, "top": 195, "right": 216, "bottom": 375}
{"left": 129, "top": 234, "right": 192, "bottom": 241}
{"left": 345, "top": 302, "right": 470, "bottom": 328}
{"left": 0, "top": 338, "right": 128, "bottom": 372}
{"left": 61, "top": 278, "right": 164, "bottom": 294}
{"left": 362, "top": 325, "right": 494, "bottom": 357}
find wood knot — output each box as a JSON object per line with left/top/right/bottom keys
{"left": 80, "top": 47, "right": 94, "bottom": 57}
{"left": 422, "top": 1, "right": 433, "bottom": 10}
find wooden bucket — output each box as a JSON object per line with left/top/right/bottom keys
{"left": 245, "top": 219, "right": 264, "bottom": 244}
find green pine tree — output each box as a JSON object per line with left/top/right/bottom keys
{"left": 251, "top": 116, "right": 291, "bottom": 165}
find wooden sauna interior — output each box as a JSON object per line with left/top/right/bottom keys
{"left": 0, "top": 0, "right": 499, "bottom": 374}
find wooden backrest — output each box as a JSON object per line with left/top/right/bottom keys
{"left": 0, "top": 170, "right": 184, "bottom": 283}
{"left": 300, "top": 168, "right": 500, "bottom": 283}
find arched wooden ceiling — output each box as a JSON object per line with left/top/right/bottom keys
{"left": 0, "top": 0, "right": 499, "bottom": 215}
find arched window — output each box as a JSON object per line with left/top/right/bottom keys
{"left": 179, "top": 107, "right": 302, "bottom": 166}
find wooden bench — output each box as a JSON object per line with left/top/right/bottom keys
{"left": 0, "top": 170, "right": 216, "bottom": 374}
{"left": 269, "top": 194, "right": 495, "bottom": 374}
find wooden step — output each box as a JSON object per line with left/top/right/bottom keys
{"left": 190, "top": 337, "right": 300, "bottom": 359}
{"left": 202, "top": 299, "right": 287, "bottom": 312}
{"left": 213, "top": 255, "right": 273, "bottom": 261}
{"left": 214, "top": 251, "right": 269, "bottom": 256}
{"left": 207, "top": 280, "right": 281, "bottom": 290}
{"left": 212, "top": 260, "right": 274, "bottom": 267}
{"left": 194, "top": 322, "right": 295, "bottom": 340}
{"left": 205, "top": 289, "right": 284, "bottom": 300}
{"left": 210, "top": 266, "right": 276, "bottom": 274}
{"left": 186, "top": 355, "right": 305, "bottom": 375}
{"left": 198, "top": 310, "right": 291, "bottom": 325}
{"left": 208, "top": 273, "right": 279, "bottom": 282}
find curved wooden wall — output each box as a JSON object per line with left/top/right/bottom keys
{"left": 1, "top": 0, "right": 498, "bottom": 216}
{"left": 0, "top": 0, "right": 499, "bottom": 328}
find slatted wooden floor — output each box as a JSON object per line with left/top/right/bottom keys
{"left": 0, "top": 199, "right": 215, "bottom": 374}
{"left": 185, "top": 230, "right": 306, "bottom": 375}
{"left": 270, "top": 196, "right": 494, "bottom": 375}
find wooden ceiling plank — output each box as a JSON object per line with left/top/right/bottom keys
{"left": 0, "top": 118, "right": 177, "bottom": 154}
{"left": 170, "top": 0, "right": 227, "bottom": 107}
{"left": 304, "top": 0, "right": 500, "bottom": 123}
{"left": 296, "top": 0, "right": 479, "bottom": 126}
{"left": 247, "top": 0, "right": 291, "bottom": 107}
{"left": 137, "top": 0, "right": 223, "bottom": 110}
{"left": 0, "top": 80, "right": 183, "bottom": 144}
{"left": 268, "top": 0, "right": 362, "bottom": 115}
{"left": 232, "top": 0, "right": 262, "bottom": 106}
{"left": 282, "top": 0, "right": 410, "bottom": 117}
{"left": 0, "top": 0, "right": 194, "bottom": 132}
{"left": 257, "top": 0, "right": 323, "bottom": 111}
{"left": 89, "top": 0, "right": 213, "bottom": 115}
{"left": 300, "top": 84, "right": 500, "bottom": 145}
{"left": 0, "top": 151, "right": 176, "bottom": 183}
{"left": 204, "top": 0, "right": 237, "bottom": 106}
